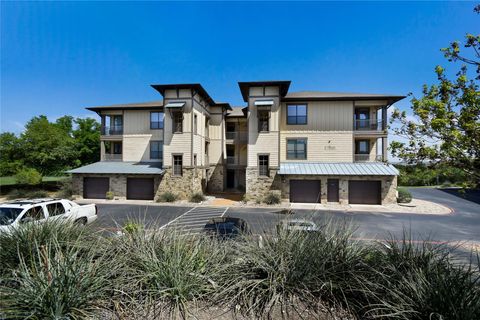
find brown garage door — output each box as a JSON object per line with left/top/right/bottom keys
{"left": 127, "top": 178, "right": 154, "bottom": 200}
{"left": 290, "top": 180, "right": 321, "bottom": 203}
{"left": 348, "top": 180, "right": 381, "bottom": 204}
{"left": 83, "top": 177, "right": 109, "bottom": 199}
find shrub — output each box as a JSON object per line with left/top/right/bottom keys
{"left": 157, "top": 191, "right": 177, "bottom": 202}
{"left": 14, "top": 167, "right": 42, "bottom": 185}
{"left": 56, "top": 177, "right": 75, "bottom": 199}
{"left": 189, "top": 192, "right": 205, "bottom": 203}
{"left": 263, "top": 191, "right": 281, "bottom": 205}
{"left": 106, "top": 191, "right": 114, "bottom": 200}
{"left": 123, "top": 220, "right": 142, "bottom": 235}
{"left": 397, "top": 187, "right": 412, "bottom": 203}
{"left": 6, "top": 189, "right": 48, "bottom": 200}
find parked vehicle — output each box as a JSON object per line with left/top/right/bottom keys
{"left": 0, "top": 198, "right": 97, "bottom": 234}
{"left": 204, "top": 217, "right": 250, "bottom": 239}
{"left": 277, "top": 219, "right": 320, "bottom": 233}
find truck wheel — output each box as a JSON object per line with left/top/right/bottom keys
{"left": 74, "top": 217, "right": 88, "bottom": 226}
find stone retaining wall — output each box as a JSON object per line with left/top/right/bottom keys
{"left": 157, "top": 167, "right": 203, "bottom": 200}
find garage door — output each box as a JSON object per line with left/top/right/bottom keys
{"left": 348, "top": 181, "right": 381, "bottom": 204}
{"left": 83, "top": 177, "right": 109, "bottom": 199}
{"left": 127, "top": 178, "right": 154, "bottom": 200}
{"left": 290, "top": 180, "right": 321, "bottom": 203}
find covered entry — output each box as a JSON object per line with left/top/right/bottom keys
{"left": 348, "top": 180, "right": 381, "bottom": 204}
{"left": 127, "top": 177, "right": 154, "bottom": 200}
{"left": 290, "top": 180, "right": 321, "bottom": 203}
{"left": 83, "top": 177, "right": 109, "bottom": 199}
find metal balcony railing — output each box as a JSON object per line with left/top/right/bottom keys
{"left": 226, "top": 131, "right": 248, "bottom": 142}
{"left": 354, "top": 154, "right": 386, "bottom": 162}
{"left": 101, "top": 125, "right": 123, "bottom": 135}
{"left": 354, "top": 119, "right": 385, "bottom": 131}
{"left": 103, "top": 154, "right": 122, "bottom": 161}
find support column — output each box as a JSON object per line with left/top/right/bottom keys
{"left": 100, "top": 141, "right": 105, "bottom": 161}
{"left": 382, "top": 137, "right": 388, "bottom": 162}
{"left": 382, "top": 106, "right": 387, "bottom": 131}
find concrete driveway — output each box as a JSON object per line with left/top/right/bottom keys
{"left": 92, "top": 188, "right": 480, "bottom": 244}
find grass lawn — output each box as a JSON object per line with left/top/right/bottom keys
{"left": 0, "top": 176, "right": 67, "bottom": 186}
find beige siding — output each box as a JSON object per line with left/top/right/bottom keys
{"left": 265, "top": 86, "right": 279, "bottom": 96}
{"left": 280, "top": 101, "right": 354, "bottom": 131}
{"left": 123, "top": 110, "right": 163, "bottom": 139}
{"left": 123, "top": 135, "right": 151, "bottom": 162}
{"left": 163, "top": 98, "right": 192, "bottom": 167}
{"left": 280, "top": 132, "right": 354, "bottom": 162}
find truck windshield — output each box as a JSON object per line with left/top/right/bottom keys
{"left": 0, "top": 208, "right": 23, "bottom": 225}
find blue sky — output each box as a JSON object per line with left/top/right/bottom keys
{"left": 1, "top": 1, "right": 477, "bottom": 133}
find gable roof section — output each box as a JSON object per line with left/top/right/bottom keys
{"left": 278, "top": 162, "right": 399, "bottom": 176}
{"left": 67, "top": 162, "right": 164, "bottom": 175}
{"left": 283, "top": 91, "right": 406, "bottom": 104}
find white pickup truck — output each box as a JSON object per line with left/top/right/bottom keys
{"left": 0, "top": 198, "right": 97, "bottom": 234}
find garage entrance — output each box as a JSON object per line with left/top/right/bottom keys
{"left": 348, "top": 180, "right": 381, "bottom": 204}
{"left": 127, "top": 177, "right": 154, "bottom": 200}
{"left": 83, "top": 177, "right": 109, "bottom": 199}
{"left": 290, "top": 180, "right": 321, "bottom": 203}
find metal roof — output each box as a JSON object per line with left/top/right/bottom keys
{"left": 67, "top": 162, "right": 164, "bottom": 175}
{"left": 226, "top": 107, "right": 247, "bottom": 117}
{"left": 254, "top": 99, "right": 274, "bottom": 106}
{"left": 165, "top": 101, "right": 186, "bottom": 108}
{"left": 278, "top": 162, "right": 399, "bottom": 176}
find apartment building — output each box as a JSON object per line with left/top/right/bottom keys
{"left": 69, "top": 81, "right": 404, "bottom": 205}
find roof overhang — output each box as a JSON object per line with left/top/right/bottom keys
{"left": 86, "top": 100, "right": 164, "bottom": 114}
{"left": 278, "top": 162, "right": 399, "bottom": 176}
{"left": 165, "top": 101, "right": 186, "bottom": 108}
{"left": 238, "top": 81, "right": 291, "bottom": 102}
{"left": 67, "top": 162, "right": 164, "bottom": 175}
{"left": 151, "top": 83, "right": 215, "bottom": 105}
{"left": 282, "top": 95, "right": 406, "bottom": 105}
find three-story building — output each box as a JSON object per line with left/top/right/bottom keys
{"left": 69, "top": 81, "right": 404, "bottom": 205}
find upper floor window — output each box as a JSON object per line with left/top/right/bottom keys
{"left": 287, "top": 104, "right": 307, "bottom": 125}
{"left": 173, "top": 112, "right": 183, "bottom": 133}
{"left": 102, "top": 115, "right": 123, "bottom": 135}
{"left": 194, "top": 114, "right": 198, "bottom": 135}
{"left": 258, "top": 111, "right": 269, "bottom": 132}
{"left": 173, "top": 155, "right": 183, "bottom": 176}
{"left": 150, "top": 112, "right": 164, "bottom": 129}
{"left": 356, "top": 140, "right": 370, "bottom": 154}
{"left": 258, "top": 155, "right": 269, "bottom": 177}
{"left": 287, "top": 139, "right": 307, "bottom": 160}
{"left": 150, "top": 141, "right": 163, "bottom": 160}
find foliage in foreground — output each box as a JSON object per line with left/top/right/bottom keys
{"left": 397, "top": 187, "right": 412, "bottom": 203}
{"left": 0, "top": 220, "right": 479, "bottom": 319}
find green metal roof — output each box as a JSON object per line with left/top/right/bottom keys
{"left": 67, "top": 162, "right": 164, "bottom": 175}
{"left": 279, "top": 162, "right": 399, "bottom": 176}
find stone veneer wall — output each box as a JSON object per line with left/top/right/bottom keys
{"left": 279, "top": 175, "right": 397, "bottom": 205}
{"left": 156, "top": 167, "right": 203, "bottom": 200}
{"left": 207, "top": 164, "right": 224, "bottom": 193}
{"left": 245, "top": 167, "right": 282, "bottom": 201}
{"left": 71, "top": 173, "right": 162, "bottom": 200}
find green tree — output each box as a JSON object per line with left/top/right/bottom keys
{"left": 0, "top": 132, "right": 24, "bottom": 176}
{"left": 73, "top": 117, "right": 100, "bottom": 165}
{"left": 390, "top": 8, "right": 480, "bottom": 186}
{"left": 20, "top": 115, "right": 78, "bottom": 175}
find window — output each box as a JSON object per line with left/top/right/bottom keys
{"left": 21, "top": 206, "right": 45, "bottom": 223}
{"left": 287, "top": 139, "right": 307, "bottom": 159}
{"left": 105, "top": 141, "right": 122, "bottom": 154}
{"left": 258, "top": 155, "right": 269, "bottom": 177}
{"left": 194, "top": 114, "right": 198, "bottom": 135}
{"left": 113, "top": 142, "right": 122, "bottom": 154}
{"left": 46, "top": 202, "right": 66, "bottom": 217}
{"left": 102, "top": 115, "right": 123, "bottom": 135}
{"left": 150, "top": 112, "right": 164, "bottom": 129}
{"left": 173, "top": 112, "right": 183, "bottom": 133}
{"left": 356, "top": 140, "right": 370, "bottom": 154}
{"left": 355, "top": 108, "right": 370, "bottom": 129}
{"left": 173, "top": 155, "right": 183, "bottom": 176}
{"left": 287, "top": 104, "right": 307, "bottom": 125}
{"left": 150, "top": 141, "right": 163, "bottom": 160}
{"left": 258, "top": 111, "right": 269, "bottom": 132}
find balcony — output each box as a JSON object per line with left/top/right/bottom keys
{"left": 226, "top": 156, "right": 236, "bottom": 165}
{"left": 101, "top": 125, "right": 123, "bottom": 136}
{"left": 103, "top": 154, "right": 122, "bottom": 161}
{"left": 354, "top": 154, "right": 386, "bottom": 162}
{"left": 226, "top": 131, "right": 248, "bottom": 143}
{"left": 354, "top": 119, "right": 385, "bottom": 131}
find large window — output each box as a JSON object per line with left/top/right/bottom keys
{"left": 194, "top": 114, "right": 198, "bottom": 135}
{"left": 173, "top": 155, "right": 183, "bottom": 176}
{"left": 258, "top": 155, "right": 269, "bottom": 177}
{"left": 258, "top": 111, "right": 269, "bottom": 132}
{"left": 150, "top": 141, "right": 163, "bottom": 160}
{"left": 150, "top": 112, "right": 164, "bottom": 129}
{"left": 356, "top": 140, "right": 370, "bottom": 154}
{"left": 287, "top": 139, "right": 307, "bottom": 159}
{"left": 102, "top": 115, "right": 123, "bottom": 135}
{"left": 173, "top": 112, "right": 183, "bottom": 133}
{"left": 287, "top": 104, "right": 307, "bottom": 125}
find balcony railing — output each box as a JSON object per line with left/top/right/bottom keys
{"left": 103, "top": 154, "right": 122, "bottom": 161}
{"left": 226, "top": 131, "right": 248, "bottom": 142}
{"left": 354, "top": 119, "right": 385, "bottom": 131}
{"left": 226, "top": 156, "right": 236, "bottom": 165}
{"left": 101, "top": 125, "right": 123, "bottom": 135}
{"left": 354, "top": 154, "right": 386, "bottom": 162}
